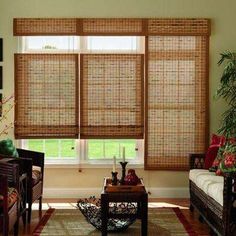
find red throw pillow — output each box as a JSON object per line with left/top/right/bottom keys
{"left": 210, "top": 134, "right": 226, "bottom": 146}
{"left": 204, "top": 144, "right": 220, "bottom": 169}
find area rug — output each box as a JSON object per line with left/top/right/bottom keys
{"left": 33, "top": 208, "right": 197, "bottom": 236}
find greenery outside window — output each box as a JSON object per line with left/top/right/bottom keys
{"left": 21, "top": 139, "right": 143, "bottom": 165}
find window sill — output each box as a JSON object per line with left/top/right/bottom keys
{"left": 45, "top": 162, "right": 144, "bottom": 169}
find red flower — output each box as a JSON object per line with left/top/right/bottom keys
{"left": 216, "top": 169, "right": 223, "bottom": 176}
{"left": 212, "top": 159, "right": 220, "bottom": 167}
{"left": 224, "top": 154, "right": 236, "bottom": 168}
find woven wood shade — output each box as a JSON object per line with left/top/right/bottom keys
{"left": 148, "top": 19, "right": 210, "bottom": 36}
{"left": 14, "top": 54, "right": 78, "bottom": 138}
{"left": 81, "top": 18, "right": 145, "bottom": 35}
{"left": 145, "top": 35, "right": 208, "bottom": 170}
{"left": 80, "top": 54, "right": 144, "bottom": 138}
{"left": 13, "top": 18, "right": 210, "bottom": 36}
{"left": 13, "top": 18, "right": 78, "bottom": 35}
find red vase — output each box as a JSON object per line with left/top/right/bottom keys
{"left": 124, "top": 169, "right": 139, "bottom": 185}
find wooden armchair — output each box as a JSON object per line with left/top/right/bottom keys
{"left": 0, "top": 162, "right": 20, "bottom": 236}
{"left": 17, "top": 148, "right": 44, "bottom": 223}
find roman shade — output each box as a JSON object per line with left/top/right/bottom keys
{"left": 14, "top": 54, "right": 78, "bottom": 138}
{"left": 13, "top": 18, "right": 210, "bottom": 36}
{"left": 80, "top": 54, "right": 144, "bottom": 138}
{"left": 147, "top": 18, "right": 210, "bottom": 35}
{"left": 13, "top": 18, "right": 78, "bottom": 36}
{"left": 13, "top": 18, "right": 145, "bottom": 36}
{"left": 145, "top": 35, "right": 209, "bottom": 170}
{"left": 80, "top": 18, "right": 145, "bottom": 35}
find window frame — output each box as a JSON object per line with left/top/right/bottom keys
{"left": 21, "top": 36, "right": 80, "bottom": 53}
{"left": 20, "top": 139, "right": 144, "bottom": 166}
{"left": 20, "top": 36, "right": 144, "bottom": 54}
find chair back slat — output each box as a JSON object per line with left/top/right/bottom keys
{"left": 0, "top": 162, "right": 19, "bottom": 188}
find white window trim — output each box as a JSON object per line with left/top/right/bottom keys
{"left": 20, "top": 36, "right": 80, "bottom": 53}
{"left": 80, "top": 36, "right": 144, "bottom": 54}
{"left": 20, "top": 36, "right": 145, "bottom": 54}
{"left": 20, "top": 139, "right": 144, "bottom": 167}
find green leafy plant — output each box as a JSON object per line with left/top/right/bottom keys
{"left": 215, "top": 52, "right": 236, "bottom": 173}
{"left": 216, "top": 51, "right": 236, "bottom": 138}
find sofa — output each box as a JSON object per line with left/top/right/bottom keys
{"left": 189, "top": 153, "right": 236, "bottom": 236}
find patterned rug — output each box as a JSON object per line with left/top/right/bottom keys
{"left": 33, "top": 208, "right": 197, "bottom": 236}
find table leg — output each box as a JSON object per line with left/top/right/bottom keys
{"left": 101, "top": 194, "right": 109, "bottom": 236}
{"left": 141, "top": 193, "right": 148, "bottom": 236}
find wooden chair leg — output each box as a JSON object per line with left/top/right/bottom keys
{"left": 27, "top": 203, "right": 32, "bottom": 224}
{"left": 3, "top": 217, "right": 9, "bottom": 236}
{"left": 189, "top": 204, "right": 194, "bottom": 212}
{"left": 198, "top": 215, "right": 204, "bottom": 223}
{"left": 209, "top": 228, "right": 217, "bottom": 236}
{"left": 3, "top": 229, "right": 8, "bottom": 236}
{"left": 39, "top": 196, "right": 43, "bottom": 218}
{"left": 13, "top": 219, "right": 19, "bottom": 236}
{"left": 39, "top": 196, "right": 42, "bottom": 212}
{"left": 22, "top": 211, "right": 27, "bottom": 226}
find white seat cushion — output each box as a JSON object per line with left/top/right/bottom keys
{"left": 189, "top": 169, "right": 224, "bottom": 206}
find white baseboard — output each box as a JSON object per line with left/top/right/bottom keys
{"left": 147, "top": 187, "right": 189, "bottom": 198}
{"left": 43, "top": 187, "right": 189, "bottom": 199}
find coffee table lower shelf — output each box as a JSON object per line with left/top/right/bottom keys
{"left": 101, "top": 177, "right": 148, "bottom": 236}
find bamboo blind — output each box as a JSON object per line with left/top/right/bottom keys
{"left": 81, "top": 18, "right": 145, "bottom": 35}
{"left": 13, "top": 18, "right": 210, "bottom": 36}
{"left": 14, "top": 54, "right": 78, "bottom": 138}
{"left": 80, "top": 54, "right": 144, "bottom": 138}
{"left": 145, "top": 35, "right": 208, "bottom": 170}
{"left": 148, "top": 19, "right": 210, "bottom": 36}
{"left": 13, "top": 18, "right": 78, "bottom": 35}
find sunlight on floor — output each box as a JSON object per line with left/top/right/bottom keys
{"left": 32, "top": 201, "right": 188, "bottom": 210}
{"left": 148, "top": 202, "right": 188, "bottom": 209}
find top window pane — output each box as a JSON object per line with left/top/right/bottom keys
{"left": 87, "top": 36, "right": 138, "bottom": 51}
{"left": 24, "top": 36, "right": 78, "bottom": 51}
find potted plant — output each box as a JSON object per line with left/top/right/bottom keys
{"left": 216, "top": 51, "right": 236, "bottom": 173}
{"left": 216, "top": 51, "right": 236, "bottom": 138}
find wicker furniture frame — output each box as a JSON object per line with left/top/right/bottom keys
{"left": 189, "top": 154, "right": 236, "bottom": 235}
{"left": 17, "top": 149, "right": 44, "bottom": 223}
{"left": 0, "top": 162, "right": 20, "bottom": 236}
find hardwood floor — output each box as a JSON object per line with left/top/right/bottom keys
{"left": 14, "top": 198, "right": 210, "bottom": 236}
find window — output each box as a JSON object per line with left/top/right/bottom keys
{"left": 22, "top": 36, "right": 79, "bottom": 52}
{"left": 21, "top": 36, "right": 143, "bottom": 53}
{"left": 22, "top": 139, "right": 77, "bottom": 164}
{"left": 88, "top": 140, "right": 136, "bottom": 160}
{"left": 86, "top": 36, "right": 139, "bottom": 51}
{"left": 22, "top": 139, "right": 143, "bottom": 165}
{"left": 19, "top": 36, "right": 144, "bottom": 165}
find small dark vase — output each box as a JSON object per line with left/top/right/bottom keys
{"left": 124, "top": 169, "right": 139, "bottom": 185}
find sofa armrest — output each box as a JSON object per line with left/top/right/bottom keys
{"left": 189, "top": 153, "right": 205, "bottom": 169}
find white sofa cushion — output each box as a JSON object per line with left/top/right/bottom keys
{"left": 189, "top": 169, "right": 224, "bottom": 206}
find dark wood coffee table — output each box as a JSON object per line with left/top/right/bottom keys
{"left": 101, "top": 177, "right": 148, "bottom": 236}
